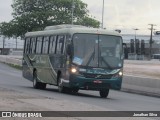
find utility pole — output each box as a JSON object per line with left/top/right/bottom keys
{"left": 16, "top": 38, "right": 17, "bottom": 50}
{"left": 71, "top": 0, "right": 75, "bottom": 25}
{"left": 148, "top": 24, "right": 156, "bottom": 60}
{"left": 101, "top": 0, "right": 104, "bottom": 28}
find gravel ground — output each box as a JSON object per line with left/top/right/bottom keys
{"left": 0, "top": 87, "right": 83, "bottom": 120}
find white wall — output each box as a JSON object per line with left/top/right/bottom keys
{"left": 0, "top": 36, "right": 24, "bottom": 49}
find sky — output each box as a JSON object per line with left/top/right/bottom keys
{"left": 0, "top": 0, "right": 160, "bottom": 35}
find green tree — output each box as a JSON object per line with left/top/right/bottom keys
{"left": 76, "top": 16, "right": 100, "bottom": 28}
{"left": 0, "top": 0, "right": 100, "bottom": 37}
{"left": 0, "top": 19, "right": 26, "bottom": 37}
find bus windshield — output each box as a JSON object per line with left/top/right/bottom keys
{"left": 72, "top": 34, "right": 123, "bottom": 69}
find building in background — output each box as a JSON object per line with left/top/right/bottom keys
{"left": 0, "top": 36, "right": 24, "bottom": 55}
{"left": 0, "top": 34, "right": 160, "bottom": 59}
{"left": 122, "top": 34, "right": 160, "bottom": 60}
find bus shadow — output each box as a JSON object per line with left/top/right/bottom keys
{"left": 21, "top": 86, "right": 112, "bottom": 99}
{"left": 45, "top": 87, "right": 109, "bottom": 99}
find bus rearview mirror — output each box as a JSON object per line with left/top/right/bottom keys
{"left": 66, "top": 44, "right": 72, "bottom": 56}
{"left": 122, "top": 43, "right": 127, "bottom": 47}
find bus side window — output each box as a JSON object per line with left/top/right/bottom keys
{"left": 56, "top": 35, "right": 65, "bottom": 54}
{"left": 30, "top": 37, "right": 36, "bottom": 54}
{"left": 42, "top": 36, "right": 49, "bottom": 54}
{"left": 25, "top": 38, "right": 30, "bottom": 54}
{"left": 36, "top": 37, "right": 43, "bottom": 54}
{"left": 49, "top": 36, "right": 56, "bottom": 54}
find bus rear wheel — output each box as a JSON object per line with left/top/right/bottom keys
{"left": 33, "top": 71, "right": 46, "bottom": 89}
{"left": 99, "top": 89, "right": 109, "bottom": 98}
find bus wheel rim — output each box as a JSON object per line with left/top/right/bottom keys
{"left": 33, "top": 77, "right": 36, "bottom": 86}
{"left": 58, "top": 79, "right": 63, "bottom": 91}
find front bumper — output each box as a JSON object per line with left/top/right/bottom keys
{"left": 63, "top": 74, "right": 122, "bottom": 91}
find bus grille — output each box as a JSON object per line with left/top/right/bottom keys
{"left": 81, "top": 73, "right": 113, "bottom": 79}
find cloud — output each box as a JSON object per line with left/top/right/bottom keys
{"left": 0, "top": 0, "right": 13, "bottom": 22}
{"left": 0, "top": 0, "right": 159, "bottom": 34}
{"left": 82, "top": 0, "right": 160, "bottom": 34}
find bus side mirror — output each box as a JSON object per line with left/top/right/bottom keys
{"left": 66, "top": 44, "right": 72, "bottom": 56}
{"left": 122, "top": 43, "right": 127, "bottom": 59}
{"left": 123, "top": 43, "right": 127, "bottom": 47}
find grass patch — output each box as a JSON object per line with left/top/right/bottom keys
{"left": 8, "top": 63, "right": 22, "bottom": 70}
{"left": 0, "top": 62, "right": 22, "bottom": 70}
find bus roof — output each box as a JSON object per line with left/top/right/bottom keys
{"left": 25, "top": 25, "right": 121, "bottom": 37}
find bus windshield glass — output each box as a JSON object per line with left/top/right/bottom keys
{"left": 72, "top": 34, "right": 123, "bottom": 69}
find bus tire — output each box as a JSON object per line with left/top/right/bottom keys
{"left": 58, "top": 76, "right": 66, "bottom": 93}
{"left": 71, "top": 88, "right": 79, "bottom": 93}
{"left": 33, "top": 71, "right": 40, "bottom": 89}
{"left": 40, "top": 83, "right": 46, "bottom": 90}
{"left": 33, "top": 71, "right": 46, "bottom": 89}
{"left": 99, "top": 89, "right": 109, "bottom": 98}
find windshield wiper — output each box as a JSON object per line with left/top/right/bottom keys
{"left": 99, "top": 49, "right": 113, "bottom": 70}
{"left": 86, "top": 46, "right": 95, "bottom": 66}
{"left": 100, "top": 56, "right": 113, "bottom": 70}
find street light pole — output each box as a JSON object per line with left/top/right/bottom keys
{"left": 133, "top": 28, "right": 139, "bottom": 54}
{"left": 134, "top": 28, "right": 139, "bottom": 41}
{"left": 102, "top": 0, "right": 104, "bottom": 28}
{"left": 148, "top": 24, "right": 156, "bottom": 60}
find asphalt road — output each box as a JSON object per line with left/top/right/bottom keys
{"left": 0, "top": 62, "right": 160, "bottom": 111}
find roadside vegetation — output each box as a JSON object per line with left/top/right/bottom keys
{"left": 0, "top": 62, "right": 22, "bottom": 70}
{"left": 0, "top": 0, "right": 100, "bottom": 38}
{"left": 8, "top": 63, "right": 22, "bottom": 70}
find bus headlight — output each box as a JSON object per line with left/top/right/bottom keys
{"left": 112, "top": 71, "right": 123, "bottom": 78}
{"left": 71, "top": 68, "right": 77, "bottom": 73}
{"left": 119, "top": 71, "right": 123, "bottom": 76}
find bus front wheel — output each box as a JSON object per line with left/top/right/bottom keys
{"left": 99, "top": 89, "right": 109, "bottom": 98}
{"left": 58, "top": 77, "right": 67, "bottom": 93}
{"left": 71, "top": 88, "right": 79, "bottom": 93}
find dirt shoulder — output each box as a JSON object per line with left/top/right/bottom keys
{"left": 0, "top": 87, "right": 152, "bottom": 120}
{"left": 0, "top": 87, "right": 108, "bottom": 120}
{"left": 124, "top": 60, "right": 160, "bottom": 79}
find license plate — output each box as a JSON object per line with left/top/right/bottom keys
{"left": 93, "top": 80, "right": 102, "bottom": 84}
